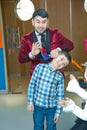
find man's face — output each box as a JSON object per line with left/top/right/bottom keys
{"left": 52, "top": 54, "right": 69, "bottom": 70}
{"left": 32, "top": 16, "right": 48, "bottom": 34}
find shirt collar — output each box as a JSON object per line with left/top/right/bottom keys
{"left": 35, "top": 31, "right": 46, "bottom": 36}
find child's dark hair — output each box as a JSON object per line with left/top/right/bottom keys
{"left": 32, "top": 9, "right": 49, "bottom": 19}
{"left": 58, "top": 51, "right": 72, "bottom": 63}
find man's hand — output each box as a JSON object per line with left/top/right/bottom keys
{"left": 31, "top": 42, "right": 41, "bottom": 56}
{"left": 50, "top": 49, "right": 59, "bottom": 58}
{"left": 27, "top": 104, "right": 34, "bottom": 112}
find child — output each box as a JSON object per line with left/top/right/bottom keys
{"left": 58, "top": 65, "right": 87, "bottom": 130}
{"left": 27, "top": 51, "right": 71, "bottom": 130}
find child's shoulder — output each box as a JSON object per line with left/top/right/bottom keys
{"left": 36, "top": 63, "right": 48, "bottom": 69}
{"left": 37, "top": 63, "right": 47, "bottom": 66}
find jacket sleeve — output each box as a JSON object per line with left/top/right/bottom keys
{"left": 51, "top": 29, "right": 74, "bottom": 52}
{"left": 63, "top": 99, "right": 87, "bottom": 121}
{"left": 66, "top": 78, "right": 87, "bottom": 100}
{"left": 18, "top": 35, "right": 39, "bottom": 63}
{"left": 18, "top": 36, "right": 32, "bottom": 63}
{"left": 73, "top": 102, "right": 87, "bottom": 121}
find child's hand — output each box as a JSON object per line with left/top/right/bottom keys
{"left": 58, "top": 97, "right": 70, "bottom": 107}
{"left": 54, "top": 116, "right": 59, "bottom": 123}
{"left": 69, "top": 74, "right": 76, "bottom": 80}
{"left": 27, "top": 104, "right": 34, "bottom": 112}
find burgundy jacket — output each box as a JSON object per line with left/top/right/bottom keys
{"left": 18, "top": 28, "right": 74, "bottom": 77}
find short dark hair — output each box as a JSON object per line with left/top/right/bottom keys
{"left": 58, "top": 51, "right": 72, "bottom": 63}
{"left": 78, "top": 79, "right": 87, "bottom": 89}
{"left": 32, "top": 9, "right": 49, "bottom": 19}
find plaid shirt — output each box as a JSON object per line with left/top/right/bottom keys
{"left": 28, "top": 63, "right": 64, "bottom": 116}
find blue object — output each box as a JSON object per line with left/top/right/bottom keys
{"left": 0, "top": 48, "right": 6, "bottom": 90}
{"left": 41, "top": 52, "right": 51, "bottom": 61}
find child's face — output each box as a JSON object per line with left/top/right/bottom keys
{"left": 52, "top": 54, "right": 69, "bottom": 70}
